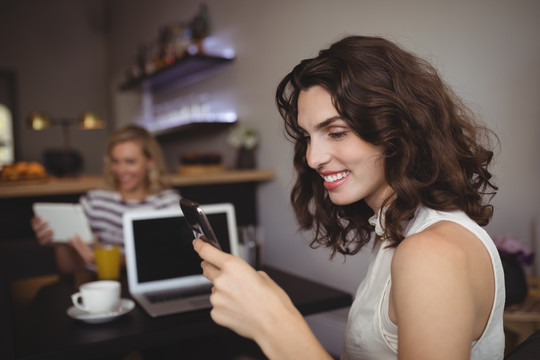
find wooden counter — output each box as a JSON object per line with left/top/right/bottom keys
{"left": 0, "top": 169, "right": 275, "bottom": 241}
{"left": 0, "top": 169, "right": 274, "bottom": 198}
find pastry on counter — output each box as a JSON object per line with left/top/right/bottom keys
{"left": 1, "top": 161, "right": 47, "bottom": 181}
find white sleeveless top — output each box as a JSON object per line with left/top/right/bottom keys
{"left": 341, "top": 207, "right": 505, "bottom": 360}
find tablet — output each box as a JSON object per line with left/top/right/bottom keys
{"left": 32, "top": 202, "right": 93, "bottom": 243}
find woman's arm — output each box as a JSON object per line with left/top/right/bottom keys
{"left": 31, "top": 215, "right": 96, "bottom": 274}
{"left": 193, "top": 238, "right": 332, "bottom": 360}
{"left": 391, "top": 223, "right": 489, "bottom": 360}
{"left": 68, "top": 234, "right": 96, "bottom": 265}
{"left": 53, "top": 241, "right": 88, "bottom": 274}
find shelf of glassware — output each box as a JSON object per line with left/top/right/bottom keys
{"left": 136, "top": 92, "right": 237, "bottom": 136}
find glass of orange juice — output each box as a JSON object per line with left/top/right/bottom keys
{"left": 94, "top": 245, "right": 121, "bottom": 280}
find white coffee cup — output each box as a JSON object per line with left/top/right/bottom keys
{"left": 71, "top": 280, "right": 121, "bottom": 314}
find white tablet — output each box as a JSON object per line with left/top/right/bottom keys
{"left": 32, "top": 202, "right": 93, "bottom": 243}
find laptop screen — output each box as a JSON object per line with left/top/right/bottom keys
{"left": 131, "top": 213, "right": 232, "bottom": 284}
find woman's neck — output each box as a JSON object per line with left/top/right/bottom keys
{"left": 120, "top": 188, "right": 148, "bottom": 202}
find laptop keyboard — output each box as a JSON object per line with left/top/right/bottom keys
{"left": 145, "top": 285, "right": 212, "bottom": 304}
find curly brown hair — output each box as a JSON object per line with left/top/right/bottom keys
{"left": 103, "top": 124, "right": 170, "bottom": 194}
{"left": 275, "top": 35, "right": 498, "bottom": 258}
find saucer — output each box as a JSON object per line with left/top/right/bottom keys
{"left": 67, "top": 298, "right": 135, "bottom": 324}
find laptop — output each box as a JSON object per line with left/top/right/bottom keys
{"left": 122, "top": 203, "right": 240, "bottom": 317}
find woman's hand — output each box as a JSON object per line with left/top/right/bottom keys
{"left": 31, "top": 214, "right": 96, "bottom": 265}
{"left": 193, "top": 238, "right": 293, "bottom": 338}
{"left": 30, "top": 215, "right": 54, "bottom": 246}
{"left": 193, "top": 238, "right": 331, "bottom": 360}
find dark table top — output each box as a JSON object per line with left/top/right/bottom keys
{"left": 8, "top": 267, "right": 352, "bottom": 360}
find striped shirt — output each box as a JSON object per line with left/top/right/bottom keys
{"left": 79, "top": 188, "right": 181, "bottom": 248}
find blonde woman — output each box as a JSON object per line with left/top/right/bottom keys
{"left": 31, "top": 125, "right": 180, "bottom": 275}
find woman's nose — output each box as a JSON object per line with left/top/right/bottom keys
{"left": 306, "top": 142, "right": 330, "bottom": 169}
{"left": 113, "top": 163, "right": 126, "bottom": 173}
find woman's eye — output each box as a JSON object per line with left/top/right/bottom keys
{"left": 329, "top": 131, "right": 347, "bottom": 139}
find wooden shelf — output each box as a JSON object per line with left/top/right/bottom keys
{"left": 119, "top": 54, "right": 234, "bottom": 92}
{"left": 0, "top": 169, "right": 274, "bottom": 198}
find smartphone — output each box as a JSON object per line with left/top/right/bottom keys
{"left": 180, "top": 198, "right": 222, "bottom": 250}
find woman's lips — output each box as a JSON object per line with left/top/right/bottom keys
{"left": 321, "top": 171, "right": 350, "bottom": 190}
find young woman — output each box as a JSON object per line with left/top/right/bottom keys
{"left": 31, "top": 124, "right": 180, "bottom": 275}
{"left": 193, "top": 36, "right": 504, "bottom": 359}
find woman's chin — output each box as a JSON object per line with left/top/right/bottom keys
{"left": 327, "top": 194, "right": 356, "bottom": 206}
{"left": 119, "top": 183, "right": 137, "bottom": 193}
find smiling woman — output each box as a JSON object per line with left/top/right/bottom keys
{"left": 276, "top": 35, "right": 503, "bottom": 360}
{"left": 30, "top": 124, "right": 181, "bottom": 277}
{"left": 191, "top": 35, "right": 504, "bottom": 360}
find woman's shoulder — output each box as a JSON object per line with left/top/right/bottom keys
{"left": 80, "top": 189, "right": 123, "bottom": 214}
{"left": 82, "top": 188, "right": 121, "bottom": 202}
{"left": 405, "top": 206, "right": 483, "bottom": 237}
{"left": 390, "top": 222, "right": 477, "bottom": 314}
{"left": 158, "top": 188, "right": 180, "bottom": 196}
{"left": 147, "top": 188, "right": 181, "bottom": 207}
{"left": 393, "top": 218, "right": 490, "bottom": 285}
{"left": 395, "top": 222, "right": 470, "bottom": 265}
{"left": 155, "top": 188, "right": 181, "bottom": 200}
